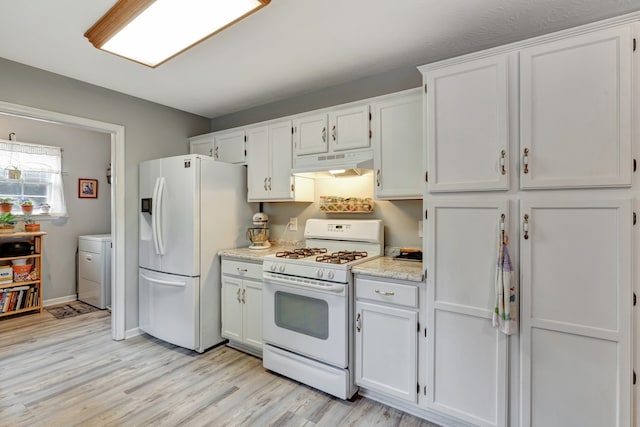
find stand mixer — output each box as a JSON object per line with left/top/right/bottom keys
{"left": 247, "top": 212, "right": 271, "bottom": 250}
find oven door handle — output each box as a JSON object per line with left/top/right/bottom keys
{"left": 264, "top": 274, "right": 345, "bottom": 294}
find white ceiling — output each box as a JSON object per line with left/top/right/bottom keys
{"left": 1, "top": 0, "right": 640, "bottom": 119}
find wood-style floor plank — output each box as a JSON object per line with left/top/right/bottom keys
{"left": 0, "top": 308, "right": 440, "bottom": 427}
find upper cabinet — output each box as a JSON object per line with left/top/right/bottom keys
{"left": 211, "top": 129, "right": 247, "bottom": 164}
{"left": 246, "top": 120, "right": 314, "bottom": 202}
{"left": 293, "top": 103, "right": 370, "bottom": 157}
{"left": 189, "top": 129, "right": 247, "bottom": 164}
{"left": 371, "top": 89, "right": 423, "bottom": 199}
{"left": 422, "top": 54, "right": 511, "bottom": 192}
{"left": 519, "top": 26, "right": 632, "bottom": 189}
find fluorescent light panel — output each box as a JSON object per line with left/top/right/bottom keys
{"left": 85, "top": 0, "right": 269, "bottom": 67}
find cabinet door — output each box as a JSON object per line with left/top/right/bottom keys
{"left": 221, "top": 276, "right": 243, "bottom": 342}
{"left": 520, "top": 26, "right": 632, "bottom": 189}
{"left": 214, "top": 129, "right": 246, "bottom": 164}
{"left": 329, "top": 104, "right": 370, "bottom": 151}
{"left": 372, "top": 89, "right": 423, "bottom": 199}
{"left": 425, "top": 54, "right": 510, "bottom": 192}
{"left": 294, "top": 113, "right": 328, "bottom": 155}
{"left": 424, "top": 199, "right": 509, "bottom": 427}
{"left": 355, "top": 300, "right": 417, "bottom": 402}
{"left": 189, "top": 135, "right": 214, "bottom": 157}
{"left": 242, "top": 278, "right": 263, "bottom": 351}
{"left": 268, "top": 120, "right": 295, "bottom": 200}
{"left": 246, "top": 125, "right": 270, "bottom": 201}
{"left": 519, "top": 199, "right": 632, "bottom": 427}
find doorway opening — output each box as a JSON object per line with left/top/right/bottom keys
{"left": 0, "top": 100, "right": 125, "bottom": 340}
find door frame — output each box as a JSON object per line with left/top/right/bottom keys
{"left": 0, "top": 100, "right": 126, "bottom": 340}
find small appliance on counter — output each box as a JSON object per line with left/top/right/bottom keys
{"left": 247, "top": 212, "right": 270, "bottom": 250}
{"left": 394, "top": 248, "right": 423, "bottom": 262}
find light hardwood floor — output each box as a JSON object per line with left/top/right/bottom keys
{"left": 0, "top": 308, "right": 440, "bottom": 427}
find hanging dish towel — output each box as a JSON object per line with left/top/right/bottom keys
{"left": 493, "top": 230, "right": 517, "bottom": 335}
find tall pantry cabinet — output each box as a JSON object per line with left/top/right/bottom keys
{"left": 420, "top": 20, "right": 636, "bottom": 427}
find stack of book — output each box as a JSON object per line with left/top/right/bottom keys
{"left": 0, "top": 285, "right": 38, "bottom": 313}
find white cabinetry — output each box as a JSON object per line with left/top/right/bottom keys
{"left": 293, "top": 103, "right": 370, "bottom": 156}
{"left": 423, "top": 54, "right": 510, "bottom": 192}
{"left": 355, "top": 276, "right": 419, "bottom": 403}
{"left": 519, "top": 199, "right": 632, "bottom": 427}
{"left": 423, "top": 199, "right": 509, "bottom": 427}
{"left": 519, "top": 26, "right": 632, "bottom": 189}
{"left": 371, "top": 89, "right": 423, "bottom": 199}
{"left": 221, "top": 258, "right": 264, "bottom": 355}
{"left": 189, "top": 129, "right": 246, "bottom": 164}
{"left": 246, "top": 121, "right": 313, "bottom": 202}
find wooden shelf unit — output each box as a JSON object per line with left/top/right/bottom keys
{"left": 0, "top": 232, "right": 45, "bottom": 318}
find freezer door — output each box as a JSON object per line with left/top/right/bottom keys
{"left": 139, "top": 268, "right": 199, "bottom": 350}
{"left": 139, "top": 155, "right": 199, "bottom": 276}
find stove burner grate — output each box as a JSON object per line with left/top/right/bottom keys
{"left": 315, "top": 251, "right": 368, "bottom": 264}
{"left": 275, "top": 248, "right": 328, "bottom": 259}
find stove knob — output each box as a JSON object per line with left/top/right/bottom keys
{"left": 327, "top": 271, "right": 334, "bottom": 280}
{"left": 316, "top": 269, "right": 323, "bottom": 278}
{"left": 270, "top": 263, "right": 276, "bottom": 272}
{"left": 278, "top": 264, "right": 285, "bottom": 273}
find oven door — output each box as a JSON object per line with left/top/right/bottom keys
{"left": 263, "top": 272, "right": 348, "bottom": 368}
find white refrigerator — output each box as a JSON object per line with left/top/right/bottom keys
{"left": 139, "top": 154, "right": 253, "bottom": 353}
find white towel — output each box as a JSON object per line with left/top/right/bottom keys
{"left": 493, "top": 232, "right": 517, "bottom": 335}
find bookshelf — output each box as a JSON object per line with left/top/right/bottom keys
{"left": 0, "top": 232, "right": 45, "bottom": 318}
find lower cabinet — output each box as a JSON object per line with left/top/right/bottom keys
{"left": 354, "top": 275, "right": 419, "bottom": 403}
{"left": 221, "top": 258, "right": 263, "bottom": 355}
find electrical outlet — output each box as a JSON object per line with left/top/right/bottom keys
{"left": 289, "top": 217, "right": 298, "bottom": 231}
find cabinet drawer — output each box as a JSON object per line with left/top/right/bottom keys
{"left": 356, "top": 278, "right": 418, "bottom": 308}
{"left": 222, "top": 259, "right": 262, "bottom": 280}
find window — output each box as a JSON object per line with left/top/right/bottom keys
{"left": 0, "top": 140, "right": 67, "bottom": 216}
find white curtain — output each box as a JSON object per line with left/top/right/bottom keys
{"left": 0, "top": 139, "right": 67, "bottom": 216}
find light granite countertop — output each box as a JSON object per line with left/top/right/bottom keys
{"left": 218, "top": 243, "right": 299, "bottom": 262}
{"left": 353, "top": 256, "right": 424, "bottom": 283}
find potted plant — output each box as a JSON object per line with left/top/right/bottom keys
{"left": 23, "top": 213, "right": 40, "bottom": 232}
{"left": 0, "top": 198, "right": 13, "bottom": 213}
{"left": 19, "top": 198, "right": 33, "bottom": 214}
{"left": 39, "top": 203, "right": 51, "bottom": 214}
{"left": 0, "top": 212, "right": 16, "bottom": 233}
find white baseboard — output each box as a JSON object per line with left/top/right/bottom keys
{"left": 125, "top": 327, "right": 142, "bottom": 339}
{"left": 43, "top": 294, "right": 77, "bottom": 307}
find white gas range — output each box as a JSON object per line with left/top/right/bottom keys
{"left": 262, "top": 219, "right": 384, "bottom": 399}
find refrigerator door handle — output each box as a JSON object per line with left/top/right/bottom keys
{"left": 140, "top": 273, "right": 186, "bottom": 288}
{"left": 152, "top": 177, "right": 161, "bottom": 255}
{"left": 156, "top": 177, "right": 166, "bottom": 255}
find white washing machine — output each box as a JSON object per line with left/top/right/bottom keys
{"left": 78, "top": 234, "right": 112, "bottom": 309}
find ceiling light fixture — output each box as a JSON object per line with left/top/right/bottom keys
{"left": 85, "top": 0, "right": 270, "bottom": 68}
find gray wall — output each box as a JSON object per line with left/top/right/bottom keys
{"left": 0, "top": 57, "right": 210, "bottom": 331}
{"left": 211, "top": 66, "right": 422, "bottom": 130}
{"left": 0, "top": 115, "right": 111, "bottom": 302}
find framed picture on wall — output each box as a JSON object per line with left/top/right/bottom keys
{"left": 78, "top": 178, "right": 98, "bottom": 198}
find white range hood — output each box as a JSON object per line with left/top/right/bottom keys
{"left": 292, "top": 149, "right": 374, "bottom": 178}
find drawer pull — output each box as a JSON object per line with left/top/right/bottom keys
{"left": 356, "top": 312, "right": 361, "bottom": 332}
{"left": 236, "top": 288, "right": 242, "bottom": 303}
{"left": 237, "top": 268, "right": 248, "bottom": 273}
{"left": 375, "top": 289, "right": 395, "bottom": 296}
